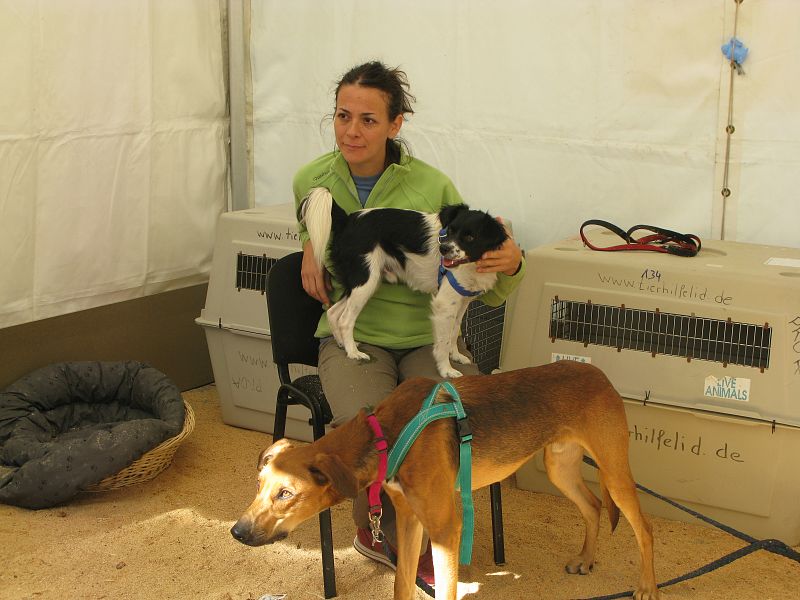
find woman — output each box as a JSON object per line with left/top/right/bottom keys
{"left": 293, "top": 61, "right": 525, "bottom": 592}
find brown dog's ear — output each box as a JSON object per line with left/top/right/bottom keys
{"left": 439, "top": 204, "right": 468, "bottom": 228}
{"left": 257, "top": 438, "right": 295, "bottom": 470}
{"left": 308, "top": 453, "right": 359, "bottom": 499}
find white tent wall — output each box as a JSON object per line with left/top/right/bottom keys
{"left": 250, "top": 0, "right": 799, "bottom": 251}
{"left": 0, "top": 0, "right": 229, "bottom": 331}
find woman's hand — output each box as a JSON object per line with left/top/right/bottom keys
{"left": 301, "top": 240, "right": 332, "bottom": 306}
{"left": 476, "top": 217, "right": 523, "bottom": 276}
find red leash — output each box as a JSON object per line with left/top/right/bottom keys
{"left": 580, "top": 219, "right": 701, "bottom": 257}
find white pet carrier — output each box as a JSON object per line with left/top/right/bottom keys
{"left": 501, "top": 227, "right": 800, "bottom": 544}
{"left": 195, "top": 203, "right": 317, "bottom": 441}
{"left": 197, "top": 204, "right": 508, "bottom": 442}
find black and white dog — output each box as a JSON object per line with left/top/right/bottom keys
{"left": 300, "top": 187, "right": 508, "bottom": 378}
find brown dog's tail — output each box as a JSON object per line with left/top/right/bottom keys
{"left": 600, "top": 477, "right": 620, "bottom": 532}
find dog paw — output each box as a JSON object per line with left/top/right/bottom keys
{"left": 347, "top": 350, "right": 371, "bottom": 362}
{"left": 450, "top": 351, "right": 472, "bottom": 365}
{"left": 633, "top": 587, "right": 661, "bottom": 600}
{"left": 565, "top": 557, "right": 594, "bottom": 575}
{"left": 438, "top": 366, "right": 463, "bottom": 379}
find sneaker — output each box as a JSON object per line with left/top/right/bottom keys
{"left": 353, "top": 527, "right": 394, "bottom": 569}
{"left": 353, "top": 528, "right": 435, "bottom": 596}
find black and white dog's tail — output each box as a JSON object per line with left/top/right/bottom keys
{"left": 299, "top": 187, "right": 346, "bottom": 270}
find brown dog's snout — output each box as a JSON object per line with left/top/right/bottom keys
{"left": 230, "top": 516, "right": 287, "bottom": 547}
{"left": 230, "top": 518, "right": 254, "bottom": 545}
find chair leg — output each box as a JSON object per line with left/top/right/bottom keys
{"left": 311, "top": 407, "right": 327, "bottom": 441}
{"left": 490, "top": 482, "right": 505, "bottom": 566}
{"left": 272, "top": 389, "right": 336, "bottom": 596}
{"left": 319, "top": 507, "right": 337, "bottom": 598}
{"left": 273, "top": 398, "right": 288, "bottom": 441}
{"left": 315, "top": 410, "right": 336, "bottom": 597}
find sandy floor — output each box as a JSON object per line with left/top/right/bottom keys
{"left": 1, "top": 384, "right": 798, "bottom": 600}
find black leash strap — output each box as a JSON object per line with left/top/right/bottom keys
{"left": 579, "top": 456, "right": 800, "bottom": 600}
{"left": 580, "top": 219, "right": 701, "bottom": 257}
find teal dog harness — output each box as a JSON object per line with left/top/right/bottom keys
{"left": 383, "top": 380, "right": 476, "bottom": 565}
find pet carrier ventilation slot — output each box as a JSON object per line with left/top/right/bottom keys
{"left": 501, "top": 230, "right": 800, "bottom": 544}
{"left": 236, "top": 254, "right": 277, "bottom": 293}
{"left": 549, "top": 298, "right": 772, "bottom": 370}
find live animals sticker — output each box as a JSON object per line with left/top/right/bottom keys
{"left": 703, "top": 375, "right": 750, "bottom": 401}
{"left": 551, "top": 353, "right": 592, "bottom": 364}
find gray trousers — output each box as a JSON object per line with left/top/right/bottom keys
{"left": 318, "top": 337, "right": 479, "bottom": 550}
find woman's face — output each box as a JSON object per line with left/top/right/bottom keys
{"left": 334, "top": 84, "right": 403, "bottom": 177}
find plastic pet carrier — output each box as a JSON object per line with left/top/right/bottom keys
{"left": 501, "top": 229, "right": 800, "bottom": 544}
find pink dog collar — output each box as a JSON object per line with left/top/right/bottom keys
{"left": 365, "top": 413, "right": 388, "bottom": 542}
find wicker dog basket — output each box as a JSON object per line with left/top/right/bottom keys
{"left": 84, "top": 400, "right": 196, "bottom": 492}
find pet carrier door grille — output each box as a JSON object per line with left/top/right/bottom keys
{"left": 549, "top": 298, "right": 772, "bottom": 370}
{"left": 236, "top": 253, "right": 276, "bottom": 293}
{"left": 463, "top": 302, "right": 506, "bottom": 374}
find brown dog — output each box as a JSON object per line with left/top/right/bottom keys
{"left": 231, "top": 361, "right": 660, "bottom": 600}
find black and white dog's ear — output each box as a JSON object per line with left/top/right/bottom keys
{"left": 439, "top": 204, "right": 469, "bottom": 228}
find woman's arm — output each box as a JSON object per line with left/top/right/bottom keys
{"left": 301, "top": 239, "right": 332, "bottom": 306}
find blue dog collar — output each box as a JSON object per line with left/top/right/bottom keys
{"left": 438, "top": 262, "right": 481, "bottom": 297}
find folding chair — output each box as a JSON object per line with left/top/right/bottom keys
{"left": 265, "top": 251, "right": 505, "bottom": 599}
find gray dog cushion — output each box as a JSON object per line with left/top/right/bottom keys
{"left": 0, "top": 361, "right": 185, "bottom": 509}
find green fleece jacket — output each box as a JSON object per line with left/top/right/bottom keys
{"left": 293, "top": 150, "right": 526, "bottom": 349}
